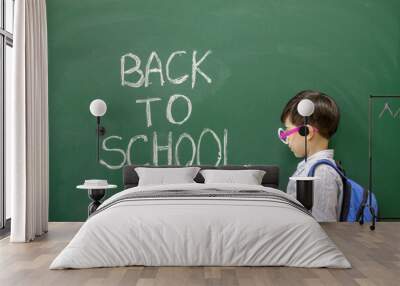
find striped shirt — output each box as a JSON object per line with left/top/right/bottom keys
{"left": 286, "top": 149, "right": 343, "bottom": 222}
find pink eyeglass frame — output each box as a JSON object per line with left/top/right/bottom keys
{"left": 277, "top": 126, "right": 319, "bottom": 144}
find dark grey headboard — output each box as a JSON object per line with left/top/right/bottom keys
{"left": 123, "top": 165, "right": 280, "bottom": 189}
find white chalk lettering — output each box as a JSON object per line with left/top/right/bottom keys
{"left": 136, "top": 97, "right": 162, "bottom": 127}
{"left": 121, "top": 50, "right": 212, "bottom": 88}
{"left": 126, "top": 135, "right": 149, "bottom": 165}
{"left": 101, "top": 129, "right": 228, "bottom": 169}
{"left": 145, "top": 51, "right": 164, "bottom": 87}
{"left": 121, "top": 53, "right": 145, "bottom": 88}
{"left": 113, "top": 48, "right": 230, "bottom": 170}
{"left": 166, "top": 51, "right": 189, "bottom": 85}
{"left": 196, "top": 128, "right": 222, "bottom": 166}
{"left": 223, "top": 129, "right": 228, "bottom": 165}
{"left": 166, "top": 94, "right": 192, "bottom": 125}
{"left": 175, "top": 132, "right": 196, "bottom": 166}
{"left": 100, "top": 136, "right": 127, "bottom": 169}
{"left": 192, "top": 50, "right": 212, "bottom": 88}
{"left": 153, "top": 131, "right": 173, "bottom": 166}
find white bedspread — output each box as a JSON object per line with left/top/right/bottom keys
{"left": 50, "top": 183, "right": 351, "bottom": 269}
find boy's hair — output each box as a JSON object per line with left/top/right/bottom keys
{"left": 280, "top": 90, "right": 340, "bottom": 139}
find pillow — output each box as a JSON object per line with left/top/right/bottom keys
{"left": 135, "top": 167, "right": 200, "bottom": 186}
{"left": 200, "top": 169, "right": 266, "bottom": 185}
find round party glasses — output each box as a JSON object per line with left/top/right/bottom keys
{"left": 277, "top": 126, "right": 318, "bottom": 144}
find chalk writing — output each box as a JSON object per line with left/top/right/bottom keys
{"left": 100, "top": 129, "right": 228, "bottom": 168}
{"left": 101, "top": 50, "right": 229, "bottom": 169}
{"left": 121, "top": 50, "right": 212, "bottom": 89}
{"left": 379, "top": 103, "right": 400, "bottom": 118}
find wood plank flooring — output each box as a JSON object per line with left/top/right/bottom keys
{"left": 0, "top": 222, "right": 399, "bottom": 286}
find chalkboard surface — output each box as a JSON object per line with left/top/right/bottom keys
{"left": 47, "top": 0, "right": 400, "bottom": 221}
{"left": 371, "top": 98, "right": 400, "bottom": 219}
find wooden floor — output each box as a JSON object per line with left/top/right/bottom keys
{"left": 0, "top": 222, "right": 399, "bottom": 286}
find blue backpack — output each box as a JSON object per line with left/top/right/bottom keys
{"left": 307, "top": 159, "right": 378, "bottom": 222}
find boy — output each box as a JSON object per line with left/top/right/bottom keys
{"left": 280, "top": 90, "right": 343, "bottom": 222}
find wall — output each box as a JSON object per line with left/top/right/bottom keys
{"left": 47, "top": 0, "right": 400, "bottom": 221}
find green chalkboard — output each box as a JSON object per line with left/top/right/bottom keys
{"left": 47, "top": 0, "right": 400, "bottom": 221}
{"left": 371, "top": 97, "right": 400, "bottom": 219}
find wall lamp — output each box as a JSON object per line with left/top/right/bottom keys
{"left": 89, "top": 99, "right": 107, "bottom": 162}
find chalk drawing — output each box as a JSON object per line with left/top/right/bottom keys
{"left": 126, "top": 135, "right": 149, "bottom": 165}
{"left": 192, "top": 50, "right": 212, "bottom": 89}
{"left": 175, "top": 132, "right": 196, "bottom": 166}
{"left": 100, "top": 136, "right": 127, "bottom": 169}
{"left": 121, "top": 53, "right": 144, "bottom": 88}
{"left": 121, "top": 50, "right": 212, "bottom": 88}
{"left": 101, "top": 128, "right": 228, "bottom": 169}
{"left": 145, "top": 51, "right": 165, "bottom": 87}
{"left": 166, "top": 51, "right": 189, "bottom": 84}
{"left": 136, "top": 98, "right": 162, "bottom": 127}
{"left": 379, "top": 102, "right": 400, "bottom": 118}
{"left": 166, "top": 94, "right": 192, "bottom": 125}
{"left": 153, "top": 131, "right": 173, "bottom": 166}
{"left": 196, "top": 128, "right": 222, "bottom": 166}
{"left": 102, "top": 49, "right": 229, "bottom": 169}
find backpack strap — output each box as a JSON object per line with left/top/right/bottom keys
{"left": 307, "top": 159, "right": 347, "bottom": 180}
{"left": 307, "top": 159, "right": 350, "bottom": 221}
{"left": 335, "top": 160, "right": 346, "bottom": 176}
{"left": 355, "top": 185, "right": 369, "bottom": 221}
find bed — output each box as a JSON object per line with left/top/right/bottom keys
{"left": 50, "top": 165, "right": 351, "bottom": 269}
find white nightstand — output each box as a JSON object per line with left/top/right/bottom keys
{"left": 77, "top": 180, "right": 117, "bottom": 216}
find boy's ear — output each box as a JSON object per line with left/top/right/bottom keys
{"left": 305, "top": 125, "right": 315, "bottom": 140}
{"left": 298, "top": 125, "right": 315, "bottom": 140}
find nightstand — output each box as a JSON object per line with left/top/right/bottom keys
{"left": 77, "top": 180, "right": 117, "bottom": 216}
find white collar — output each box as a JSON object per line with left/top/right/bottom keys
{"left": 297, "top": 149, "right": 335, "bottom": 169}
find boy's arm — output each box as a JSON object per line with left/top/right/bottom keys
{"left": 312, "top": 165, "right": 342, "bottom": 222}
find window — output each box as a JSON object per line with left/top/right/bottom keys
{"left": 0, "top": 0, "right": 14, "bottom": 232}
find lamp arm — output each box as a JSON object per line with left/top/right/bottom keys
{"left": 96, "top": 117, "right": 100, "bottom": 162}
{"left": 304, "top": 116, "right": 308, "bottom": 162}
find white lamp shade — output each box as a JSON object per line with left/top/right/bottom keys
{"left": 89, "top": 99, "right": 107, "bottom": 117}
{"left": 297, "top": 99, "right": 315, "bottom": 117}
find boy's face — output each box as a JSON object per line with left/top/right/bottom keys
{"left": 284, "top": 118, "right": 306, "bottom": 158}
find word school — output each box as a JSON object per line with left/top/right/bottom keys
{"left": 100, "top": 129, "right": 228, "bottom": 170}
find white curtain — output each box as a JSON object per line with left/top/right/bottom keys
{"left": 8, "top": 0, "right": 49, "bottom": 242}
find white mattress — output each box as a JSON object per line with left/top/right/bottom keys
{"left": 50, "top": 183, "right": 351, "bottom": 269}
